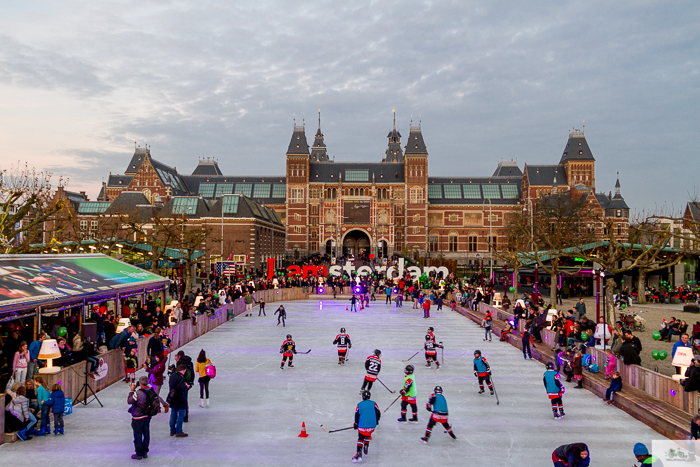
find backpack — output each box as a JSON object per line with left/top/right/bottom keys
{"left": 588, "top": 363, "right": 599, "bottom": 373}
{"left": 142, "top": 387, "right": 161, "bottom": 417}
{"left": 206, "top": 363, "right": 216, "bottom": 379}
{"left": 184, "top": 363, "right": 195, "bottom": 384}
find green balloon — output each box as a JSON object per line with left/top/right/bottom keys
{"left": 651, "top": 350, "right": 660, "bottom": 360}
{"left": 58, "top": 327, "right": 67, "bottom": 337}
{"left": 509, "top": 286, "right": 515, "bottom": 293}
{"left": 166, "top": 298, "right": 171, "bottom": 304}
{"left": 581, "top": 332, "right": 589, "bottom": 341}
{"left": 659, "top": 350, "right": 668, "bottom": 361}
{"left": 156, "top": 298, "right": 161, "bottom": 305}
{"left": 652, "top": 331, "right": 661, "bottom": 341}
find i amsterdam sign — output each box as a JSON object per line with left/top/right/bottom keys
{"left": 265, "top": 258, "right": 449, "bottom": 281}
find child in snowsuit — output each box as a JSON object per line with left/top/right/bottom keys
{"left": 420, "top": 386, "right": 456, "bottom": 444}
{"left": 573, "top": 350, "right": 583, "bottom": 389}
{"left": 604, "top": 371, "right": 622, "bottom": 403}
{"left": 43, "top": 383, "right": 66, "bottom": 434}
{"left": 604, "top": 348, "right": 616, "bottom": 379}
{"left": 352, "top": 390, "right": 381, "bottom": 463}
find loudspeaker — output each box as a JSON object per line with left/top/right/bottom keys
{"left": 81, "top": 322, "right": 97, "bottom": 343}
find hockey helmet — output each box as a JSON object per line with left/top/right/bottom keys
{"left": 405, "top": 364, "right": 415, "bottom": 374}
{"left": 340, "top": 327, "right": 346, "bottom": 333}
{"left": 361, "top": 390, "right": 371, "bottom": 401}
{"left": 474, "top": 350, "right": 482, "bottom": 357}
{"left": 425, "top": 334, "right": 432, "bottom": 341}
{"left": 428, "top": 327, "right": 434, "bottom": 332}
{"left": 434, "top": 386, "right": 443, "bottom": 394}
{"left": 286, "top": 334, "right": 292, "bottom": 339}
{"left": 374, "top": 349, "right": 382, "bottom": 357}
{"left": 546, "top": 362, "right": 554, "bottom": 370}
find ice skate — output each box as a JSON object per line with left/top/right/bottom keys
{"left": 288, "top": 364, "right": 294, "bottom": 368}
{"left": 420, "top": 437, "right": 429, "bottom": 444}
{"left": 397, "top": 417, "right": 407, "bottom": 423}
{"left": 409, "top": 416, "right": 418, "bottom": 424}
{"left": 363, "top": 444, "right": 369, "bottom": 455}
{"left": 490, "top": 389, "right": 494, "bottom": 396}
{"left": 449, "top": 432, "right": 457, "bottom": 440}
{"left": 352, "top": 453, "right": 363, "bottom": 463}
{"left": 559, "top": 409, "right": 565, "bottom": 418}
{"left": 478, "top": 388, "right": 485, "bottom": 394}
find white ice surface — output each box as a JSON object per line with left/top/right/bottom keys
{"left": 0, "top": 299, "right": 667, "bottom": 466}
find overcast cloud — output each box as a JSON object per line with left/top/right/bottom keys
{"left": 0, "top": 0, "right": 698, "bottom": 213}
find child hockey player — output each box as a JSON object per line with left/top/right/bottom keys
{"left": 544, "top": 361, "right": 565, "bottom": 419}
{"left": 398, "top": 365, "right": 418, "bottom": 423}
{"left": 420, "top": 386, "right": 456, "bottom": 444}
{"left": 352, "top": 390, "right": 381, "bottom": 463}
{"left": 473, "top": 350, "right": 494, "bottom": 395}
{"left": 333, "top": 327, "right": 352, "bottom": 365}
{"left": 361, "top": 349, "right": 382, "bottom": 392}
{"left": 274, "top": 305, "right": 287, "bottom": 326}
{"left": 427, "top": 327, "right": 436, "bottom": 341}
{"left": 280, "top": 334, "right": 296, "bottom": 370}
{"left": 424, "top": 335, "right": 442, "bottom": 369}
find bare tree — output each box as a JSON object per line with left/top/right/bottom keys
{"left": 0, "top": 162, "right": 67, "bottom": 253}
{"left": 493, "top": 210, "right": 531, "bottom": 300}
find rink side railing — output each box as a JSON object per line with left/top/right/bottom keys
{"left": 469, "top": 302, "right": 696, "bottom": 415}
{"left": 1, "top": 287, "right": 307, "bottom": 444}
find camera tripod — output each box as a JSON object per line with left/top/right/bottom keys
{"left": 76, "top": 357, "right": 103, "bottom": 407}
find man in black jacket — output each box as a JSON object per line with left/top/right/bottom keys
{"left": 620, "top": 338, "right": 641, "bottom": 365}
{"left": 128, "top": 376, "right": 168, "bottom": 459}
{"left": 147, "top": 327, "right": 165, "bottom": 366}
{"left": 168, "top": 365, "right": 191, "bottom": 437}
{"left": 624, "top": 330, "right": 643, "bottom": 352}
{"left": 174, "top": 351, "right": 195, "bottom": 422}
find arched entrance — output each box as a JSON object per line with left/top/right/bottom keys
{"left": 342, "top": 230, "right": 371, "bottom": 259}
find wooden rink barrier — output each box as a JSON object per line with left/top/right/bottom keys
{"left": 1, "top": 287, "right": 307, "bottom": 444}
{"left": 452, "top": 301, "right": 694, "bottom": 438}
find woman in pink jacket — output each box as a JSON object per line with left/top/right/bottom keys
{"left": 13, "top": 341, "right": 30, "bottom": 383}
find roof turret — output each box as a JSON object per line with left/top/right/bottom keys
{"left": 384, "top": 110, "right": 404, "bottom": 162}
{"left": 287, "top": 117, "right": 310, "bottom": 155}
{"left": 310, "top": 110, "right": 329, "bottom": 162}
{"left": 559, "top": 128, "right": 595, "bottom": 163}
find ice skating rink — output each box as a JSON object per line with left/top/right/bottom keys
{"left": 0, "top": 299, "right": 666, "bottom": 466}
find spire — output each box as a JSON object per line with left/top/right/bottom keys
{"left": 393, "top": 109, "right": 396, "bottom": 130}
{"left": 552, "top": 169, "right": 558, "bottom": 192}
{"left": 615, "top": 172, "right": 621, "bottom": 196}
{"left": 310, "top": 109, "right": 328, "bottom": 162}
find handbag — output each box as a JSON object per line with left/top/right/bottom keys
{"left": 166, "top": 388, "right": 177, "bottom": 405}
{"left": 205, "top": 363, "right": 216, "bottom": 379}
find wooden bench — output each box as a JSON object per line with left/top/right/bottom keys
{"left": 454, "top": 304, "right": 693, "bottom": 439}
{"left": 3, "top": 431, "right": 20, "bottom": 443}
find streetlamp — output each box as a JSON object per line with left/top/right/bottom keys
{"left": 597, "top": 268, "right": 613, "bottom": 351}
{"left": 522, "top": 198, "right": 534, "bottom": 251}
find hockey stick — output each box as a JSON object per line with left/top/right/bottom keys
{"left": 297, "top": 350, "right": 312, "bottom": 354}
{"left": 345, "top": 347, "right": 350, "bottom": 363}
{"left": 440, "top": 342, "right": 444, "bottom": 366}
{"left": 383, "top": 394, "right": 402, "bottom": 414}
{"left": 491, "top": 376, "right": 500, "bottom": 405}
{"left": 320, "top": 425, "right": 354, "bottom": 433}
{"left": 377, "top": 378, "right": 396, "bottom": 394}
{"left": 402, "top": 350, "right": 421, "bottom": 362}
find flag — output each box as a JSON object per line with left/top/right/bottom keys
{"left": 227, "top": 252, "right": 233, "bottom": 261}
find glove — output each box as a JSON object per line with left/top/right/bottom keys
{"left": 293, "top": 351, "right": 297, "bottom": 354}
{"left": 353, "top": 423, "right": 358, "bottom": 430}
{"left": 279, "top": 349, "right": 283, "bottom": 354}
{"left": 400, "top": 389, "right": 406, "bottom": 396}
{"left": 426, "top": 403, "right": 432, "bottom": 411}
{"left": 474, "top": 371, "right": 478, "bottom": 377}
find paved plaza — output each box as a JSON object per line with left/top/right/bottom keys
{"left": 1, "top": 299, "right": 666, "bottom": 466}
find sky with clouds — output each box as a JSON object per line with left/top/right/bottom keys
{"left": 0, "top": 0, "right": 698, "bottom": 213}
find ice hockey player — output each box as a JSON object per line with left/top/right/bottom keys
{"left": 398, "top": 365, "right": 418, "bottom": 423}
{"left": 333, "top": 328, "right": 352, "bottom": 365}
{"left": 544, "top": 361, "right": 565, "bottom": 419}
{"left": 427, "top": 327, "right": 435, "bottom": 341}
{"left": 280, "top": 334, "right": 296, "bottom": 370}
{"left": 473, "top": 350, "right": 494, "bottom": 395}
{"left": 420, "top": 386, "right": 456, "bottom": 444}
{"left": 274, "top": 305, "right": 287, "bottom": 327}
{"left": 424, "top": 335, "right": 442, "bottom": 369}
{"left": 361, "top": 349, "right": 382, "bottom": 393}
{"left": 352, "top": 390, "right": 381, "bottom": 463}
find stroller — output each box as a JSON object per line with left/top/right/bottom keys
{"left": 620, "top": 310, "right": 646, "bottom": 332}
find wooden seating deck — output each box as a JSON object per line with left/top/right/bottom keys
{"left": 453, "top": 304, "right": 693, "bottom": 439}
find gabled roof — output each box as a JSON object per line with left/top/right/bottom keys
{"left": 150, "top": 159, "right": 189, "bottom": 195}
{"left": 287, "top": 126, "right": 309, "bottom": 155}
{"left": 524, "top": 164, "right": 568, "bottom": 186}
{"left": 687, "top": 202, "right": 700, "bottom": 221}
{"left": 492, "top": 161, "right": 522, "bottom": 177}
{"left": 560, "top": 130, "right": 595, "bottom": 163}
{"left": 403, "top": 127, "right": 427, "bottom": 157}
{"left": 191, "top": 160, "right": 223, "bottom": 176}
{"left": 107, "top": 174, "right": 133, "bottom": 187}
{"left": 124, "top": 148, "right": 149, "bottom": 174}
{"left": 309, "top": 162, "right": 404, "bottom": 184}
{"left": 105, "top": 191, "right": 153, "bottom": 216}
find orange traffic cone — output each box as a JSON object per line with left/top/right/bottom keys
{"left": 298, "top": 422, "right": 309, "bottom": 438}
{"left": 346, "top": 306, "right": 349, "bottom": 311}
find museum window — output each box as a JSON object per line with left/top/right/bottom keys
{"left": 91, "top": 220, "right": 99, "bottom": 230}
{"left": 80, "top": 220, "right": 87, "bottom": 231}
{"left": 617, "top": 224, "right": 623, "bottom": 236}
{"left": 490, "top": 236, "right": 497, "bottom": 251}
{"left": 291, "top": 188, "right": 304, "bottom": 203}
{"left": 294, "top": 213, "right": 301, "bottom": 221}
{"left": 294, "top": 226, "right": 302, "bottom": 233}
{"left": 311, "top": 205, "right": 318, "bottom": 215}
{"left": 410, "top": 187, "right": 422, "bottom": 204}
{"left": 429, "top": 235, "right": 439, "bottom": 252}
{"left": 449, "top": 233, "right": 458, "bottom": 252}
{"left": 413, "top": 226, "right": 420, "bottom": 234}
{"left": 468, "top": 234, "right": 478, "bottom": 252}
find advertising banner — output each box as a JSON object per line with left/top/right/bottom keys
{"left": 0, "top": 254, "right": 167, "bottom": 308}
{"left": 343, "top": 200, "right": 371, "bottom": 224}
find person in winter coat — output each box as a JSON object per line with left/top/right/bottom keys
{"left": 6, "top": 385, "right": 37, "bottom": 440}
{"left": 620, "top": 338, "right": 641, "bottom": 365}
{"left": 195, "top": 349, "right": 212, "bottom": 408}
{"left": 127, "top": 375, "right": 168, "bottom": 460}
{"left": 144, "top": 353, "right": 167, "bottom": 396}
{"left": 604, "top": 371, "right": 622, "bottom": 403}
{"left": 552, "top": 443, "right": 590, "bottom": 467}
{"left": 12, "top": 341, "right": 30, "bottom": 383}
{"left": 168, "top": 364, "right": 191, "bottom": 437}
{"left": 573, "top": 350, "right": 584, "bottom": 389}
{"left": 683, "top": 358, "right": 700, "bottom": 392}
{"left": 42, "top": 383, "right": 66, "bottom": 435}
{"left": 33, "top": 376, "right": 51, "bottom": 436}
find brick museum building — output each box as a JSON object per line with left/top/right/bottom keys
{"left": 63, "top": 115, "right": 629, "bottom": 270}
